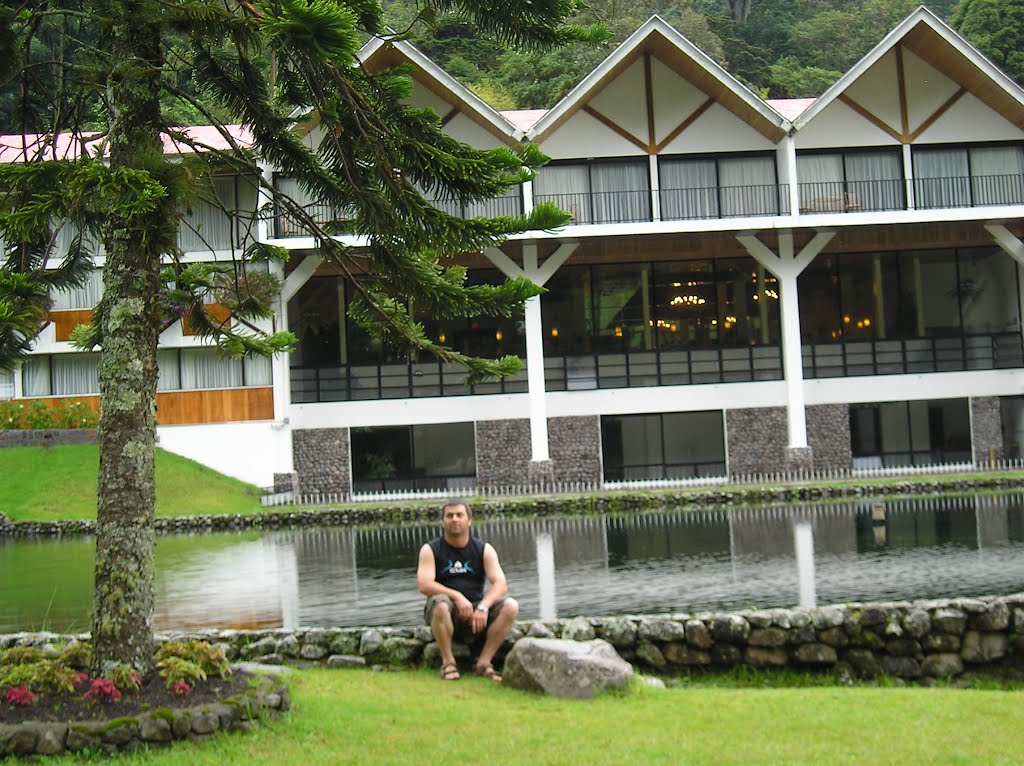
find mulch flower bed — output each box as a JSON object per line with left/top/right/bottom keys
{"left": 0, "top": 670, "right": 257, "bottom": 725}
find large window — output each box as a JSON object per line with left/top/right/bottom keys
{"left": 351, "top": 422, "right": 476, "bottom": 493}
{"left": 797, "top": 149, "right": 903, "bottom": 212}
{"left": 0, "top": 369, "right": 14, "bottom": 399}
{"left": 601, "top": 411, "right": 726, "bottom": 481}
{"left": 660, "top": 154, "right": 779, "bottom": 220}
{"left": 913, "top": 144, "right": 1024, "bottom": 209}
{"left": 850, "top": 399, "right": 971, "bottom": 467}
{"left": 51, "top": 269, "right": 103, "bottom": 311}
{"left": 533, "top": 159, "right": 650, "bottom": 224}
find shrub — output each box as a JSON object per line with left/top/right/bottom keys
{"left": 170, "top": 681, "right": 192, "bottom": 695}
{"left": 155, "top": 656, "right": 206, "bottom": 689}
{"left": 155, "top": 640, "right": 230, "bottom": 679}
{"left": 107, "top": 664, "right": 143, "bottom": 692}
{"left": 0, "top": 646, "right": 47, "bottom": 666}
{"left": 58, "top": 641, "right": 92, "bottom": 671}
{"left": 4, "top": 685, "right": 37, "bottom": 706}
{"left": 0, "top": 399, "right": 97, "bottom": 430}
{"left": 82, "top": 678, "right": 122, "bottom": 702}
{"left": 0, "top": 661, "right": 80, "bottom": 695}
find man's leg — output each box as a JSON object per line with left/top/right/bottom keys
{"left": 428, "top": 596, "right": 459, "bottom": 677}
{"left": 476, "top": 597, "right": 519, "bottom": 673}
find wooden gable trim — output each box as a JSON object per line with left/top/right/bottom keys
{"left": 896, "top": 46, "right": 909, "bottom": 138}
{"left": 837, "top": 94, "right": 905, "bottom": 142}
{"left": 644, "top": 53, "right": 657, "bottom": 150}
{"left": 440, "top": 107, "right": 458, "bottom": 128}
{"left": 908, "top": 86, "right": 968, "bottom": 142}
{"left": 654, "top": 98, "right": 715, "bottom": 153}
{"left": 582, "top": 105, "right": 652, "bottom": 153}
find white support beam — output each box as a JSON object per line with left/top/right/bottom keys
{"left": 736, "top": 229, "right": 834, "bottom": 452}
{"left": 483, "top": 247, "right": 525, "bottom": 280}
{"left": 986, "top": 223, "right": 1024, "bottom": 265}
{"left": 281, "top": 254, "right": 323, "bottom": 303}
{"left": 534, "top": 242, "right": 578, "bottom": 286}
{"left": 521, "top": 242, "right": 549, "bottom": 462}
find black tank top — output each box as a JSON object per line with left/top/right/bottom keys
{"left": 428, "top": 536, "right": 486, "bottom": 602}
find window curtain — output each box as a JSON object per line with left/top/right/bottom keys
{"left": 179, "top": 177, "right": 237, "bottom": 252}
{"left": 157, "top": 350, "right": 181, "bottom": 391}
{"left": 719, "top": 156, "right": 776, "bottom": 216}
{"left": 180, "top": 348, "right": 243, "bottom": 389}
{"left": 913, "top": 148, "right": 969, "bottom": 208}
{"left": 969, "top": 146, "right": 1024, "bottom": 206}
{"left": 659, "top": 159, "right": 718, "bottom": 220}
{"left": 0, "top": 369, "right": 14, "bottom": 399}
{"left": 22, "top": 358, "right": 50, "bottom": 396}
{"left": 591, "top": 161, "right": 650, "bottom": 223}
{"left": 243, "top": 356, "right": 272, "bottom": 386}
{"left": 846, "top": 151, "right": 903, "bottom": 211}
{"left": 52, "top": 221, "right": 104, "bottom": 260}
{"left": 797, "top": 154, "right": 844, "bottom": 212}
{"left": 52, "top": 354, "right": 100, "bottom": 395}
{"left": 51, "top": 269, "right": 103, "bottom": 310}
{"left": 533, "top": 165, "right": 592, "bottom": 223}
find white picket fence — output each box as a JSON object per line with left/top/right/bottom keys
{"left": 259, "top": 457, "right": 1024, "bottom": 508}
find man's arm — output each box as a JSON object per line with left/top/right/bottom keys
{"left": 465, "top": 542, "right": 509, "bottom": 634}
{"left": 417, "top": 544, "right": 473, "bottom": 621}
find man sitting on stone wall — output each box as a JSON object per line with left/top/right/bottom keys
{"left": 416, "top": 498, "right": 519, "bottom": 681}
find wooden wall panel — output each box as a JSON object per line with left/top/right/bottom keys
{"left": 50, "top": 310, "right": 94, "bottom": 342}
{"left": 155, "top": 387, "right": 274, "bottom": 425}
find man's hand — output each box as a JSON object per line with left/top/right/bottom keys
{"left": 470, "top": 605, "right": 488, "bottom": 634}
{"left": 453, "top": 593, "right": 473, "bottom": 622}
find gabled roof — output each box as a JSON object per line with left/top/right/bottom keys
{"left": 793, "top": 5, "right": 1024, "bottom": 134}
{"left": 0, "top": 126, "right": 253, "bottom": 164}
{"left": 359, "top": 35, "right": 524, "bottom": 144}
{"left": 528, "top": 15, "right": 790, "bottom": 144}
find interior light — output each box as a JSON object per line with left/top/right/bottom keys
{"left": 614, "top": 326, "right": 623, "bottom": 337}
{"left": 864, "top": 318, "right": 872, "bottom": 327}
{"left": 495, "top": 330, "right": 503, "bottom": 341}
{"left": 843, "top": 315, "right": 851, "bottom": 324}
{"left": 551, "top": 327, "right": 558, "bottom": 338}
{"left": 439, "top": 333, "right": 446, "bottom": 343}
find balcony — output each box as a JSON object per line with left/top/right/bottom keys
{"left": 802, "top": 333, "right": 1024, "bottom": 378}
{"left": 798, "top": 178, "right": 906, "bottom": 213}
{"left": 913, "top": 173, "right": 1024, "bottom": 210}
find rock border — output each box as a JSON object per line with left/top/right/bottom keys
{"left": 3, "top": 477, "right": 1024, "bottom": 538}
{"left": 0, "top": 671, "right": 289, "bottom": 758}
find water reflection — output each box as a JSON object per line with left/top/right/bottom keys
{"left": 1, "top": 494, "right": 1023, "bottom": 633}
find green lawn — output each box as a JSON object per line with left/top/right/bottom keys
{"left": 36, "top": 668, "right": 1024, "bottom": 766}
{"left": 0, "top": 445, "right": 265, "bottom": 521}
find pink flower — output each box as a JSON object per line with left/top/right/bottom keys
{"left": 5, "top": 686, "right": 37, "bottom": 706}
{"left": 82, "top": 678, "right": 122, "bottom": 702}
{"left": 171, "top": 681, "right": 192, "bottom": 695}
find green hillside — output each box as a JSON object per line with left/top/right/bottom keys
{"left": 0, "top": 445, "right": 265, "bottom": 522}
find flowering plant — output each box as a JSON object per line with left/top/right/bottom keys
{"left": 5, "top": 685, "right": 37, "bottom": 706}
{"left": 170, "top": 681, "right": 192, "bottom": 695}
{"left": 82, "top": 678, "right": 122, "bottom": 702}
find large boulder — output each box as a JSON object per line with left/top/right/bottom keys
{"left": 502, "top": 638, "right": 633, "bottom": 700}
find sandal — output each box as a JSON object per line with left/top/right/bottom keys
{"left": 440, "top": 663, "right": 461, "bottom": 681}
{"left": 474, "top": 663, "right": 502, "bottom": 682}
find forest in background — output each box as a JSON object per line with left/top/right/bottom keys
{"left": 381, "top": 0, "right": 1014, "bottom": 108}
{"left": 0, "top": 0, "right": 1019, "bottom": 129}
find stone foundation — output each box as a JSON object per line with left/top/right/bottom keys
{"left": 807, "top": 404, "right": 852, "bottom": 470}
{"left": 476, "top": 416, "right": 603, "bottom": 487}
{"left": 971, "top": 396, "right": 1003, "bottom": 464}
{"left": 0, "top": 429, "right": 97, "bottom": 449}
{"left": 727, "top": 407, "right": 788, "bottom": 474}
{"left": 292, "top": 428, "right": 351, "bottom": 497}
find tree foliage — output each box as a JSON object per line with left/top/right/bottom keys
{"left": 954, "top": 0, "right": 1024, "bottom": 83}
{"left": 0, "top": 0, "right": 605, "bottom": 674}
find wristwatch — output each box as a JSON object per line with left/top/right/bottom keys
{"left": 476, "top": 604, "right": 489, "bottom": 613}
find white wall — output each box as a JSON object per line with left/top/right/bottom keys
{"left": 796, "top": 100, "right": 900, "bottom": 149}
{"left": 156, "top": 420, "right": 291, "bottom": 488}
{"left": 660, "top": 104, "right": 776, "bottom": 154}
{"left": 915, "top": 92, "right": 1024, "bottom": 144}
{"left": 539, "top": 111, "right": 647, "bottom": 159}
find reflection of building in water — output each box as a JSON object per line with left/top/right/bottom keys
{"left": 288, "top": 528, "right": 357, "bottom": 627}
{"left": 729, "top": 507, "right": 857, "bottom": 558}
{"left": 154, "top": 535, "right": 291, "bottom": 630}
{"left": 606, "top": 511, "right": 731, "bottom": 564}
{"left": 867, "top": 496, "right": 978, "bottom": 549}
{"left": 975, "top": 495, "right": 1011, "bottom": 548}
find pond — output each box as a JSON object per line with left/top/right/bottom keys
{"left": 2, "top": 492, "right": 1023, "bottom": 634}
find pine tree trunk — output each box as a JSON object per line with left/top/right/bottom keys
{"left": 90, "top": 0, "right": 171, "bottom": 676}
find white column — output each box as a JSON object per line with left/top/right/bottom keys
{"left": 535, "top": 531, "right": 557, "bottom": 621}
{"left": 779, "top": 270, "right": 807, "bottom": 448}
{"left": 523, "top": 243, "right": 550, "bottom": 462}
{"left": 903, "top": 144, "right": 915, "bottom": 210}
{"left": 523, "top": 179, "right": 534, "bottom": 216}
{"left": 781, "top": 135, "right": 800, "bottom": 216}
{"left": 649, "top": 154, "right": 661, "bottom": 222}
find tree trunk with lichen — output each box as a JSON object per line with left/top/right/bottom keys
{"left": 89, "top": 0, "right": 174, "bottom": 676}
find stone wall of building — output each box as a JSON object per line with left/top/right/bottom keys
{"left": 971, "top": 396, "right": 1003, "bottom": 464}
{"left": 292, "top": 428, "right": 351, "bottom": 497}
{"left": 807, "top": 404, "right": 852, "bottom": 470}
{"left": 727, "top": 407, "right": 788, "bottom": 475}
{"left": 475, "top": 419, "right": 532, "bottom": 487}
{"left": 477, "top": 417, "right": 603, "bottom": 487}
{"left": 549, "top": 416, "right": 602, "bottom": 484}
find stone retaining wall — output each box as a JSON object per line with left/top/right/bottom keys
{"left": 0, "top": 673, "right": 289, "bottom": 758}
{"left": 0, "top": 429, "right": 97, "bottom": 449}
{"left": 4, "top": 594, "right": 1021, "bottom": 685}
{"left": 4, "top": 477, "right": 1024, "bottom": 539}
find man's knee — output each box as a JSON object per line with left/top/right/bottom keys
{"left": 426, "top": 594, "right": 455, "bottom": 626}
{"left": 501, "top": 597, "right": 520, "bottom": 620}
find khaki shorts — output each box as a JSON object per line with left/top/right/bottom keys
{"left": 424, "top": 594, "right": 509, "bottom": 637}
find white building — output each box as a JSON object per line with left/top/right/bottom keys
{"left": 5, "top": 8, "right": 1024, "bottom": 495}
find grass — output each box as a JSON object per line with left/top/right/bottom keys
{"left": 0, "top": 445, "right": 265, "bottom": 521}
{"left": 34, "top": 668, "right": 1024, "bottom": 765}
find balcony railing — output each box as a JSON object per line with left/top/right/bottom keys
{"left": 914, "top": 174, "right": 1024, "bottom": 210}
{"left": 533, "top": 190, "right": 652, "bottom": 224}
{"left": 543, "top": 346, "right": 783, "bottom": 391}
{"left": 290, "top": 361, "right": 529, "bottom": 402}
{"left": 660, "top": 183, "right": 790, "bottom": 221}
{"left": 802, "top": 333, "right": 1024, "bottom": 378}
{"left": 798, "top": 179, "right": 906, "bottom": 213}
